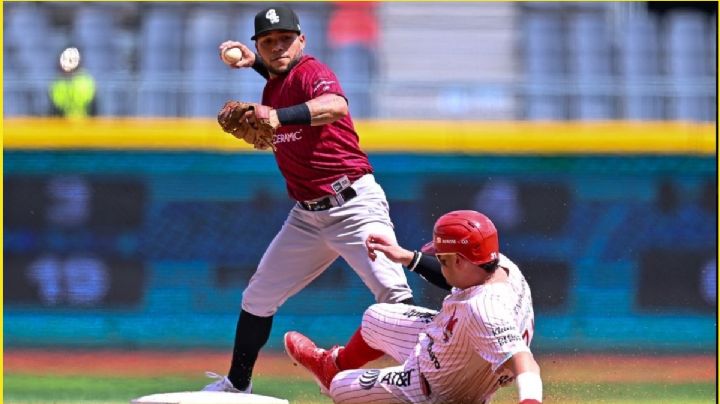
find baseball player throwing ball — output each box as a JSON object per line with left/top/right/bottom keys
{"left": 284, "top": 210, "right": 543, "bottom": 404}
{"left": 204, "top": 5, "right": 414, "bottom": 394}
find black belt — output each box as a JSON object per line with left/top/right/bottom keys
{"left": 299, "top": 187, "right": 357, "bottom": 211}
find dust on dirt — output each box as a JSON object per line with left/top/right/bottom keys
{"left": 4, "top": 349, "right": 715, "bottom": 383}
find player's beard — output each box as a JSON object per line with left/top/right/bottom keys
{"left": 265, "top": 52, "right": 303, "bottom": 76}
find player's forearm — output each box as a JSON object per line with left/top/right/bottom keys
{"left": 411, "top": 254, "right": 452, "bottom": 291}
{"left": 251, "top": 54, "right": 270, "bottom": 80}
{"left": 506, "top": 352, "right": 542, "bottom": 404}
{"left": 306, "top": 94, "right": 349, "bottom": 126}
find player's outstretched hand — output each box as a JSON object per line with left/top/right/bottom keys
{"left": 218, "top": 40, "right": 255, "bottom": 68}
{"left": 366, "top": 234, "right": 414, "bottom": 266}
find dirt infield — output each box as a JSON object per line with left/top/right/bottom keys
{"left": 4, "top": 349, "right": 715, "bottom": 384}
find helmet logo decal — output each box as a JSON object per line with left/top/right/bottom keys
{"left": 437, "top": 238, "right": 457, "bottom": 244}
{"left": 266, "top": 9, "right": 280, "bottom": 24}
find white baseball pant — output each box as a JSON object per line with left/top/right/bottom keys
{"left": 329, "top": 303, "right": 438, "bottom": 404}
{"left": 242, "top": 174, "right": 413, "bottom": 317}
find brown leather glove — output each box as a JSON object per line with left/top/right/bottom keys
{"left": 245, "top": 104, "right": 279, "bottom": 151}
{"left": 217, "top": 101, "right": 277, "bottom": 151}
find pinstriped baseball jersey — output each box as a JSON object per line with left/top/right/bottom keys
{"left": 415, "top": 254, "right": 535, "bottom": 403}
{"left": 332, "top": 253, "right": 535, "bottom": 404}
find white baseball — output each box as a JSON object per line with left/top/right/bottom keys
{"left": 223, "top": 47, "right": 243, "bottom": 64}
{"left": 59, "top": 47, "right": 80, "bottom": 72}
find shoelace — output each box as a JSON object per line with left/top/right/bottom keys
{"left": 204, "top": 371, "right": 225, "bottom": 381}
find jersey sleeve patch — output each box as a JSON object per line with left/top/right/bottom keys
{"left": 298, "top": 59, "right": 346, "bottom": 99}
{"left": 311, "top": 77, "right": 342, "bottom": 97}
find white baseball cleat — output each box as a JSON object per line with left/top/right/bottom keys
{"left": 201, "top": 372, "right": 251, "bottom": 393}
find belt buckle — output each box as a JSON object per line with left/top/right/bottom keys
{"left": 305, "top": 200, "right": 321, "bottom": 211}
{"left": 302, "top": 198, "right": 330, "bottom": 211}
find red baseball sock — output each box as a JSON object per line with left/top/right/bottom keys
{"left": 335, "top": 327, "right": 384, "bottom": 370}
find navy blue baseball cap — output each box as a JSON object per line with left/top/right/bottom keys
{"left": 251, "top": 6, "right": 302, "bottom": 40}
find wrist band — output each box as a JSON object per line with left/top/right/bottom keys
{"left": 516, "top": 372, "right": 542, "bottom": 402}
{"left": 276, "top": 103, "right": 311, "bottom": 125}
{"left": 407, "top": 251, "right": 422, "bottom": 271}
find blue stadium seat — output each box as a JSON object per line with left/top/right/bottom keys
{"left": 666, "top": 11, "right": 712, "bottom": 121}
{"left": 137, "top": 6, "right": 184, "bottom": 116}
{"left": 618, "top": 12, "right": 663, "bottom": 120}
{"left": 524, "top": 11, "right": 565, "bottom": 119}
{"left": 73, "top": 5, "right": 120, "bottom": 115}
{"left": 328, "top": 45, "right": 374, "bottom": 118}
{"left": 185, "top": 9, "right": 233, "bottom": 116}
{"left": 568, "top": 12, "right": 612, "bottom": 119}
{"left": 6, "top": 3, "right": 54, "bottom": 115}
{"left": 74, "top": 6, "right": 117, "bottom": 76}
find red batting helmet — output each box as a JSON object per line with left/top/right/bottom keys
{"left": 421, "top": 210, "right": 499, "bottom": 265}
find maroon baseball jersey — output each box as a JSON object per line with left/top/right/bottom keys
{"left": 261, "top": 55, "right": 373, "bottom": 201}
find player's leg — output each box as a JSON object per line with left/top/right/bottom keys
{"left": 323, "top": 175, "right": 420, "bottom": 370}
{"left": 284, "top": 304, "right": 434, "bottom": 400}
{"left": 335, "top": 326, "right": 384, "bottom": 370}
{"left": 334, "top": 302, "right": 436, "bottom": 374}
{"left": 330, "top": 364, "right": 425, "bottom": 404}
{"left": 283, "top": 332, "right": 414, "bottom": 403}
{"left": 326, "top": 175, "right": 414, "bottom": 304}
{"left": 223, "top": 208, "right": 339, "bottom": 391}
{"left": 357, "top": 303, "right": 436, "bottom": 363}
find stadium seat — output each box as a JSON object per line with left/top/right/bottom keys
{"left": 185, "top": 9, "right": 232, "bottom": 116}
{"left": 666, "top": 11, "right": 712, "bottom": 121}
{"left": 328, "top": 45, "right": 374, "bottom": 118}
{"left": 524, "top": 11, "right": 565, "bottom": 119}
{"left": 618, "top": 11, "right": 663, "bottom": 120}
{"left": 137, "top": 6, "right": 184, "bottom": 116}
{"left": 6, "top": 3, "right": 54, "bottom": 115}
{"left": 568, "top": 12, "right": 612, "bottom": 119}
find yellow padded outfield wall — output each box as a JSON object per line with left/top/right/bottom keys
{"left": 2, "top": 118, "right": 716, "bottom": 155}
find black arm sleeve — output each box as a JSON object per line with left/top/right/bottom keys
{"left": 251, "top": 54, "right": 269, "bottom": 80}
{"left": 411, "top": 254, "right": 451, "bottom": 291}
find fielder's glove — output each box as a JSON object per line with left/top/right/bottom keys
{"left": 217, "top": 101, "right": 277, "bottom": 151}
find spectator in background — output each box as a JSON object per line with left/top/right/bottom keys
{"left": 327, "top": 2, "right": 378, "bottom": 118}
{"left": 49, "top": 47, "right": 97, "bottom": 119}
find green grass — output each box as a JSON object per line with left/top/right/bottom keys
{"left": 3, "top": 373, "right": 331, "bottom": 404}
{"left": 3, "top": 373, "right": 715, "bottom": 404}
{"left": 493, "top": 380, "right": 716, "bottom": 404}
